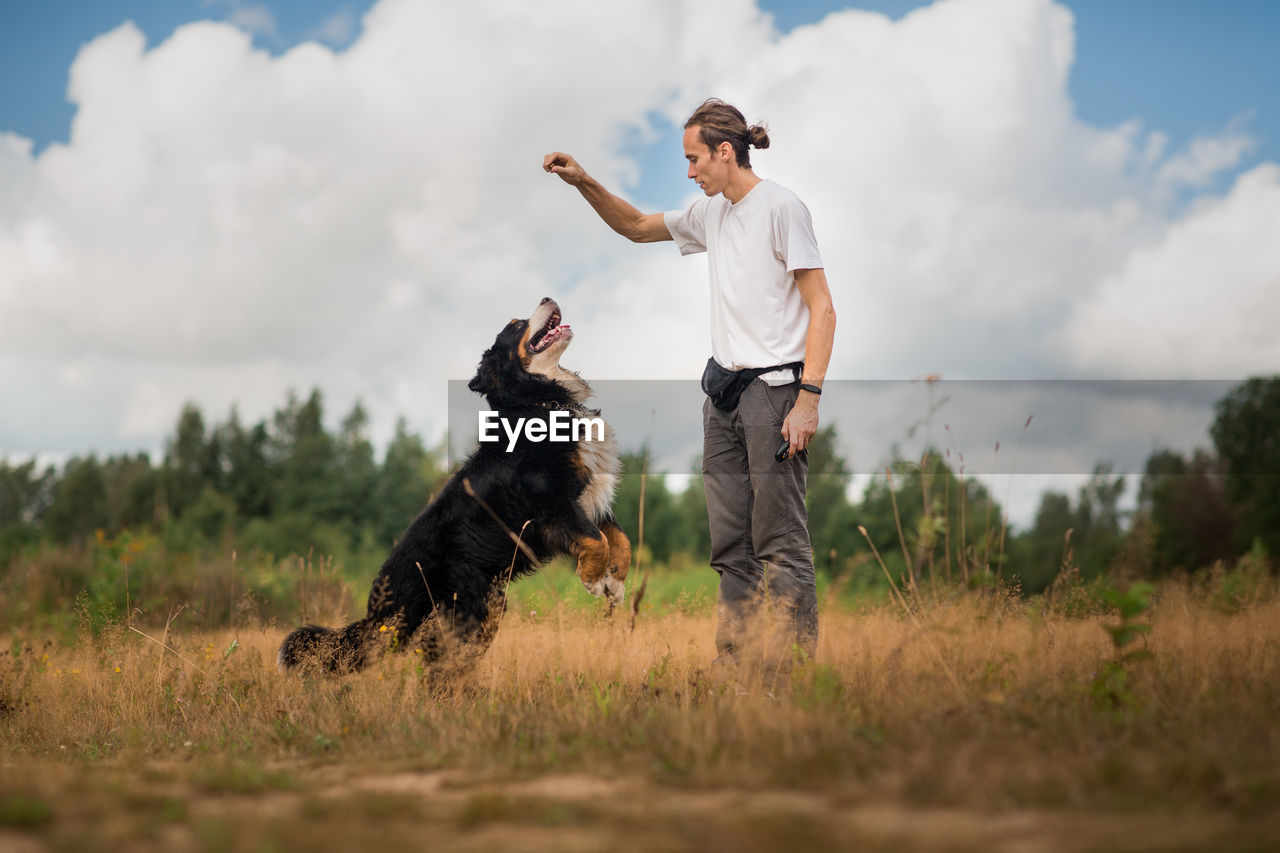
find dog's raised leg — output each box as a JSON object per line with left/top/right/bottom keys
{"left": 572, "top": 530, "right": 610, "bottom": 586}
{"left": 572, "top": 530, "right": 622, "bottom": 605}
{"left": 600, "top": 520, "right": 631, "bottom": 604}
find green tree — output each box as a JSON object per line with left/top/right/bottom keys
{"left": 1010, "top": 490, "right": 1074, "bottom": 593}
{"left": 1008, "top": 464, "right": 1127, "bottom": 593}
{"left": 373, "top": 417, "right": 445, "bottom": 547}
{"left": 102, "top": 453, "right": 160, "bottom": 532}
{"left": 271, "top": 388, "right": 338, "bottom": 523}
{"left": 335, "top": 400, "right": 379, "bottom": 545}
{"left": 1210, "top": 375, "right": 1280, "bottom": 556}
{"left": 44, "top": 455, "right": 109, "bottom": 544}
{"left": 216, "top": 407, "right": 274, "bottom": 521}
{"left": 0, "top": 459, "right": 52, "bottom": 560}
{"left": 612, "top": 449, "right": 683, "bottom": 565}
{"left": 1137, "top": 448, "right": 1235, "bottom": 573}
{"left": 670, "top": 462, "right": 711, "bottom": 562}
{"left": 805, "top": 426, "right": 854, "bottom": 577}
{"left": 1074, "top": 464, "right": 1127, "bottom": 574}
{"left": 857, "top": 450, "right": 1005, "bottom": 588}
{"left": 164, "top": 404, "right": 220, "bottom": 519}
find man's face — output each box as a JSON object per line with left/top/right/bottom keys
{"left": 683, "top": 125, "right": 731, "bottom": 197}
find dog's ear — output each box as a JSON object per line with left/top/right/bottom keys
{"left": 470, "top": 320, "right": 526, "bottom": 398}
{"left": 468, "top": 347, "right": 501, "bottom": 396}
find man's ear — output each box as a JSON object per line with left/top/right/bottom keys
{"left": 718, "top": 141, "right": 733, "bottom": 162}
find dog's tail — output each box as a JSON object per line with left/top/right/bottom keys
{"left": 278, "top": 620, "right": 369, "bottom": 674}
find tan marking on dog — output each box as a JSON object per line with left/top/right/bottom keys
{"left": 601, "top": 521, "right": 631, "bottom": 582}
{"left": 517, "top": 325, "right": 532, "bottom": 361}
{"left": 572, "top": 531, "right": 612, "bottom": 595}
{"left": 600, "top": 521, "right": 631, "bottom": 606}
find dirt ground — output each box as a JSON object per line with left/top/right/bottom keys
{"left": 2, "top": 762, "right": 1275, "bottom": 853}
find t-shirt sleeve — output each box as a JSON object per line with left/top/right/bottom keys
{"left": 664, "top": 198, "right": 710, "bottom": 256}
{"left": 773, "top": 194, "right": 824, "bottom": 271}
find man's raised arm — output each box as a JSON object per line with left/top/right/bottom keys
{"left": 543, "top": 152, "right": 672, "bottom": 244}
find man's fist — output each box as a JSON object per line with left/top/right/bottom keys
{"left": 543, "top": 151, "right": 587, "bottom": 185}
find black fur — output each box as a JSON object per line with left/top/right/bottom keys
{"left": 278, "top": 301, "right": 629, "bottom": 675}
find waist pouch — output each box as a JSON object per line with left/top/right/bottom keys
{"left": 700, "top": 357, "right": 803, "bottom": 412}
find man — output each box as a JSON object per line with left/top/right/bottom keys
{"left": 544, "top": 99, "right": 836, "bottom": 677}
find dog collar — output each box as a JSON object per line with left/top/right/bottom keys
{"left": 538, "top": 400, "right": 595, "bottom": 417}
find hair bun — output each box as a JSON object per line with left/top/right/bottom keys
{"left": 748, "top": 123, "right": 771, "bottom": 150}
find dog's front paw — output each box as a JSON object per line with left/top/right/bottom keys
{"left": 603, "top": 575, "right": 625, "bottom": 607}
{"left": 579, "top": 573, "right": 625, "bottom": 606}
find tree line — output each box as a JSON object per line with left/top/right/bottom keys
{"left": 2, "top": 377, "right": 1277, "bottom": 593}
{"left": 0, "top": 390, "right": 446, "bottom": 566}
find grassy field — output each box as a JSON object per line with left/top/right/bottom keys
{"left": 2, "top": 561, "right": 1279, "bottom": 852}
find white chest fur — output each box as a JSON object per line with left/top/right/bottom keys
{"left": 577, "top": 421, "right": 620, "bottom": 524}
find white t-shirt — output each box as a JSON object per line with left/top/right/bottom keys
{"left": 664, "top": 179, "right": 823, "bottom": 385}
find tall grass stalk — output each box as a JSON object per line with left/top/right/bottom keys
{"left": 857, "top": 524, "right": 965, "bottom": 702}
{"left": 885, "top": 466, "right": 917, "bottom": 597}
{"left": 997, "top": 415, "right": 1034, "bottom": 582}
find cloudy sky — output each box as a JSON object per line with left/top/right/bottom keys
{"left": 1, "top": 0, "right": 1277, "bottom": 510}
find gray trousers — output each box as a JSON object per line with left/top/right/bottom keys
{"left": 702, "top": 379, "right": 818, "bottom": 665}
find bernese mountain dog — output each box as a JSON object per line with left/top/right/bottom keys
{"left": 278, "top": 297, "right": 631, "bottom": 674}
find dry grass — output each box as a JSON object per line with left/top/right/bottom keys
{"left": 2, "top": 574, "right": 1279, "bottom": 851}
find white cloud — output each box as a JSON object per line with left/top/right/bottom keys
{"left": 1062, "top": 163, "right": 1280, "bottom": 376}
{"left": 1155, "top": 120, "right": 1256, "bottom": 191}
{"left": 0, "top": 0, "right": 1274, "bottom": 465}
{"left": 307, "top": 8, "right": 359, "bottom": 48}
{"left": 226, "top": 3, "right": 278, "bottom": 41}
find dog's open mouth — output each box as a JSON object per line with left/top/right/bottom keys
{"left": 528, "top": 306, "right": 571, "bottom": 354}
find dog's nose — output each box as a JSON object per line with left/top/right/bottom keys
{"left": 540, "top": 297, "right": 553, "bottom": 305}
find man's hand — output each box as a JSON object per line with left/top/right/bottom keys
{"left": 543, "top": 151, "right": 588, "bottom": 186}
{"left": 783, "top": 267, "right": 835, "bottom": 459}
{"left": 781, "top": 392, "right": 820, "bottom": 458}
{"left": 542, "top": 152, "right": 672, "bottom": 243}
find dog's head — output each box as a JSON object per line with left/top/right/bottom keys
{"left": 468, "top": 298, "right": 587, "bottom": 407}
